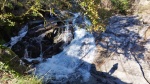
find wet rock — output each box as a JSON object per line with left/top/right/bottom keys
{"left": 27, "top": 44, "right": 41, "bottom": 58}
{"left": 22, "top": 58, "right": 40, "bottom": 65}
{"left": 28, "top": 20, "right": 44, "bottom": 29}
{"left": 11, "top": 41, "right": 26, "bottom": 58}
{"left": 43, "top": 41, "right": 64, "bottom": 58}
{"left": 10, "top": 17, "right": 69, "bottom": 60}
{"left": 43, "top": 32, "right": 54, "bottom": 44}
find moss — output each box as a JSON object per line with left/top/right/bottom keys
{"left": 0, "top": 39, "right": 6, "bottom": 45}
{"left": 0, "top": 46, "right": 27, "bottom": 74}
{"left": 0, "top": 61, "right": 42, "bottom": 84}
{"left": 0, "top": 45, "right": 42, "bottom": 84}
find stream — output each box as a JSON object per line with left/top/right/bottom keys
{"left": 5, "top": 13, "right": 97, "bottom": 84}
{"left": 4, "top": 12, "right": 150, "bottom": 84}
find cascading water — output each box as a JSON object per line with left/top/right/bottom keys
{"left": 5, "top": 24, "right": 28, "bottom": 48}
{"left": 34, "top": 13, "right": 96, "bottom": 83}
{"left": 6, "top": 13, "right": 96, "bottom": 83}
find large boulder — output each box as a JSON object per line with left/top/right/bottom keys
{"left": 0, "top": 46, "right": 27, "bottom": 74}
{"left": 94, "top": 15, "right": 150, "bottom": 84}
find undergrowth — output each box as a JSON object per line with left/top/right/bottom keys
{"left": 0, "top": 61, "right": 42, "bottom": 84}
{"left": 110, "top": 0, "right": 130, "bottom": 14}
{"left": 0, "top": 0, "right": 132, "bottom": 39}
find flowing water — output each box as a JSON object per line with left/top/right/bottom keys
{"left": 6, "top": 13, "right": 150, "bottom": 84}
{"left": 35, "top": 13, "right": 96, "bottom": 83}
{"left": 7, "top": 13, "right": 97, "bottom": 83}
{"left": 5, "top": 24, "right": 28, "bottom": 48}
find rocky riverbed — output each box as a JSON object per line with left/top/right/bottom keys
{"left": 3, "top": 7, "right": 150, "bottom": 84}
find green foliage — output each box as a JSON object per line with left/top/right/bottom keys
{"left": 0, "top": 45, "right": 42, "bottom": 84}
{"left": 0, "top": 61, "right": 42, "bottom": 84}
{"left": 0, "top": 0, "right": 44, "bottom": 25}
{"left": 0, "top": 40, "right": 5, "bottom": 45}
{"left": 0, "top": 13, "right": 15, "bottom": 26}
{"left": 0, "top": 0, "right": 107, "bottom": 32}
{"left": 78, "top": 0, "right": 105, "bottom": 31}
{"left": 0, "top": 0, "right": 47, "bottom": 43}
{"left": 1, "top": 0, "right": 132, "bottom": 42}
{"left": 0, "top": 61, "right": 17, "bottom": 75}
{"left": 111, "top": 0, "right": 129, "bottom": 14}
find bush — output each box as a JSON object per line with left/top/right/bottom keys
{"left": 111, "top": 0, "right": 129, "bottom": 14}
{"left": 76, "top": 0, "right": 106, "bottom": 31}
{"left": 0, "top": 0, "right": 106, "bottom": 33}
{"left": 0, "top": 61, "right": 42, "bottom": 84}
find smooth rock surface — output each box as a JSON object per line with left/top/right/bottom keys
{"left": 94, "top": 15, "right": 150, "bottom": 84}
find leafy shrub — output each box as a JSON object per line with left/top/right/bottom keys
{"left": 1, "top": 0, "right": 128, "bottom": 42}
{"left": 111, "top": 0, "right": 129, "bottom": 14}
{"left": 77, "top": 0, "right": 105, "bottom": 31}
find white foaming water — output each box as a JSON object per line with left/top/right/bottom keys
{"left": 9, "top": 24, "right": 28, "bottom": 48}
{"left": 35, "top": 13, "right": 96, "bottom": 83}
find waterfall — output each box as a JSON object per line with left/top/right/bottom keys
{"left": 5, "top": 12, "right": 96, "bottom": 83}
{"left": 6, "top": 24, "right": 28, "bottom": 48}
{"left": 35, "top": 13, "right": 96, "bottom": 83}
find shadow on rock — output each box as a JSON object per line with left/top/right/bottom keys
{"left": 90, "top": 64, "right": 127, "bottom": 84}
{"left": 94, "top": 15, "right": 149, "bottom": 60}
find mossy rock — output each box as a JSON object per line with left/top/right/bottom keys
{"left": 0, "top": 45, "right": 27, "bottom": 74}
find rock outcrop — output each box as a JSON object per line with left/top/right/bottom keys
{"left": 0, "top": 46, "right": 27, "bottom": 74}
{"left": 133, "top": 0, "right": 150, "bottom": 24}
{"left": 94, "top": 15, "right": 150, "bottom": 84}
